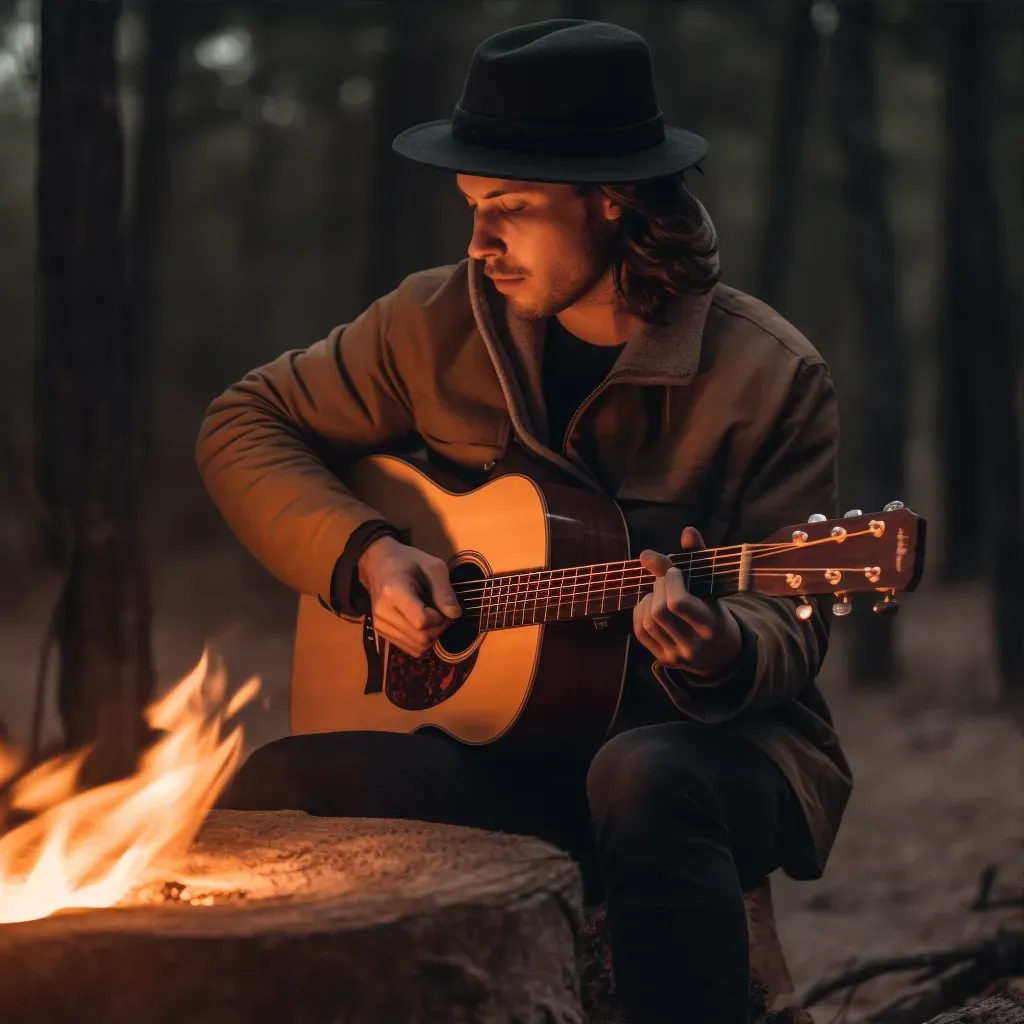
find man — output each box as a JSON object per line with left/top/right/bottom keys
{"left": 198, "top": 19, "right": 852, "bottom": 1024}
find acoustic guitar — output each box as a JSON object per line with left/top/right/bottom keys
{"left": 291, "top": 455, "right": 926, "bottom": 758}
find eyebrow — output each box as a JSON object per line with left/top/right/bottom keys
{"left": 457, "top": 186, "right": 535, "bottom": 201}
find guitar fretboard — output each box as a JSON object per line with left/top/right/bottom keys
{"left": 459, "top": 548, "right": 748, "bottom": 632}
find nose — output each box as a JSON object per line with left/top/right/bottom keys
{"left": 466, "top": 210, "right": 504, "bottom": 261}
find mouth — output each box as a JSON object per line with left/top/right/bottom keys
{"left": 487, "top": 275, "right": 526, "bottom": 289}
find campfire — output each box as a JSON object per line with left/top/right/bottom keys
{"left": 0, "top": 651, "right": 259, "bottom": 924}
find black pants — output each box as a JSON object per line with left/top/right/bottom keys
{"left": 220, "top": 723, "right": 802, "bottom": 1024}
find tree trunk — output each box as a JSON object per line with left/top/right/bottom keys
{"left": 127, "top": 0, "right": 183, "bottom": 465}
{"left": 0, "top": 812, "right": 586, "bottom": 1024}
{"left": 363, "top": 1, "right": 447, "bottom": 309}
{"left": 36, "top": 0, "right": 153, "bottom": 780}
{"left": 827, "top": 0, "right": 906, "bottom": 686}
{"left": 939, "top": 1, "right": 1023, "bottom": 692}
{"left": 756, "top": 0, "right": 817, "bottom": 309}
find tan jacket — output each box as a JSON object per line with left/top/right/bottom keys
{"left": 197, "top": 258, "right": 853, "bottom": 879}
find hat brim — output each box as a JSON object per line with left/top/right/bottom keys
{"left": 391, "top": 119, "right": 708, "bottom": 184}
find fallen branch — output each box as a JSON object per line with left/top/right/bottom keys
{"left": 972, "top": 865, "right": 1024, "bottom": 913}
{"left": 867, "top": 946, "right": 1022, "bottom": 1024}
{"left": 800, "top": 930, "right": 1023, "bottom": 1010}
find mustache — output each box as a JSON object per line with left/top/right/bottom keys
{"left": 484, "top": 265, "right": 528, "bottom": 278}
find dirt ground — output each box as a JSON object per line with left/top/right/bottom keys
{"left": 1, "top": 542, "right": 1021, "bottom": 1021}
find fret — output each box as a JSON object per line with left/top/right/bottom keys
{"left": 480, "top": 576, "right": 491, "bottom": 631}
{"left": 509, "top": 571, "right": 520, "bottom": 627}
{"left": 542, "top": 569, "right": 559, "bottom": 624}
{"left": 708, "top": 548, "right": 716, "bottom": 597}
{"left": 532, "top": 570, "right": 544, "bottom": 625}
{"left": 543, "top": 569, "right": 557, "bottom": 624}
{"left": 511, "top": 571, "right": 524, "bottom": 627}
{"left": 523, "top": 570, "right": 536, "bottom": 626}
{"left": 504, "top": 572, "right": 515, "bottom": 627}
{"left": 553, "top": 567, "right": 566, "bottom": 622}
{"left": 500, "top": 572, "right": 511, "bottom": 630}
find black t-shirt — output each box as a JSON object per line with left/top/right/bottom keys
{"left": 542, "top": 317, "right": 625, "bottom": 454}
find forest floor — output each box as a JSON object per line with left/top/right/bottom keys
{"left": 1, "top": 541, "right": 1021, "bottom": 1021}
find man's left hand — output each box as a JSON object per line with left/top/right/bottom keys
{"left": 633, "top": 526, "right": 743, "bottom": 677}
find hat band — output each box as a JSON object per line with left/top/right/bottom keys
{"left": 451, "top": 105, "right": 665, "bottom": 158}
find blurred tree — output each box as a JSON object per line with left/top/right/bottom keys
{"left": 939, "top": 0, "right": 1022, "bottom": 693}
{"left": 564, "top": 0, "right": 600, "bottom": 19}
{"left": 827, "top": 0, "right": 907, "bottom": 686}
{"left": 129, "top": 0, "right": 185, "bottom": 470}
{"left": 36, "top": 0, "right": 153, "bottom": 777}
{"left": 363, "top": 0, "right": 447, "bottom": 307}
{"left": 756, "top": 0, "right": 816, "bottom": 308}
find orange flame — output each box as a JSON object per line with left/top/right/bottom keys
{"left": 0, "top": 651, "right": 259, "bottom": 923}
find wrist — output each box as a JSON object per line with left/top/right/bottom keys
{"left": 357, "top": 533, "right": 405, "bottom": 588}
{"left": 678, "top": 610, "right": 744, "bottom": 679}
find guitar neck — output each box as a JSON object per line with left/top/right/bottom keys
{"left": 463, "top": 547, "right": 747, "bottom": 633}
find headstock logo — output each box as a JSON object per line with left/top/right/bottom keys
{"left": 896, "top": 528, "right": 907, "bottom": 573}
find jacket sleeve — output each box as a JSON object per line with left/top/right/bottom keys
{"left": 654, "top": 358, "right": 839, "bottom": 723}
{"left": 195, "top": 289, "right": 417, "bottom": 611}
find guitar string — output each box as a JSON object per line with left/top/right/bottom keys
{"left": 457, "top": 567, "right": 846, "bottom": 618}
{"left": 448, "top": 528, "right": 877, "bottom": 599}
{"left": 445, "top": 539, "right": 782, "bottom": 600}
{"left": 447, "top": 527, "right": 879, "bottom": 603}
{"left": 455, "top": 529, "right": 883, "bottom": 627}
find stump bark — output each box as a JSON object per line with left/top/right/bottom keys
{"left": 0, "top": 811, "right": 585, "bottom": 1024}
{"left": 924, "top": 992, "right": 1024, "bottom": 1024}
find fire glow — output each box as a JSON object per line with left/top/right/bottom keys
{"left": 0, "top": 652, "right": 259, "bottom": 924}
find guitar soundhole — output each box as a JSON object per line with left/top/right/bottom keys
{"left": 437, "top": 560, "right": 485, "bottom": 657}
{"left": 383, "top": 559, "right": 484, "bottom": 711}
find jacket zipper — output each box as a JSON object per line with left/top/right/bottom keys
{"left": 560, "top": 377, "right": 616, "bottom": 456}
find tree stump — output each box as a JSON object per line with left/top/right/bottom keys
{"left": 0, "top": 811, "right": 585, "bottom": 1024}
{"left": 924, "top": 992, "right": 1024, "bottom": 1024}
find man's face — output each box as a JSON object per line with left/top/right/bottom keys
{"left": 457, "top": 175, "right": 620, "bottom": 320}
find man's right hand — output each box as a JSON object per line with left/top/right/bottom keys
{"left": 356, "top": 535, "right": 463, "bottom": 657}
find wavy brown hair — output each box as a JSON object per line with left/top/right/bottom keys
{"left": 574, "top": 174, "right": 720, "bottom": 326}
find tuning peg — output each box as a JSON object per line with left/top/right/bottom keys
{"left": 808, "top": 513, "right": 827, "bottom": 523}
{"left": 831, "top": 594, "right": 853, "bottom": 617}
{"left": 883, "top": 500, "right": 904, "bottom": 512}
{"left": 872, "top": 592, "right": 900, "bottom": 617}
{"left": 795, "top": 597, "right": 814, "bottom": 621}
{"left": 843, "top": 508, "right": 863, "bottom": 518}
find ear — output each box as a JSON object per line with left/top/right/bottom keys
{"left": 600, "top": 193, "right": 623, "bottom": 222}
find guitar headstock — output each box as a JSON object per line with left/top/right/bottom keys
{"left": 753, "top": 502, "right": 926, "bottom": 617}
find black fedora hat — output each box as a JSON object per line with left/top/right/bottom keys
{"left": 392, "top": 19, "right": 707, "bottom": 184}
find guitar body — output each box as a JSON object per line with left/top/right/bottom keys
{"left": 290, "top": 455, "right": 632, "bottom": 759}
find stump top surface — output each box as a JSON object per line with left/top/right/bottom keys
{"left": 0, "top": 810, "right": 579, "bottom": 943}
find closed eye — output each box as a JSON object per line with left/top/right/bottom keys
{"left": 463, "top": 201, "right": 526, "bottom": 216}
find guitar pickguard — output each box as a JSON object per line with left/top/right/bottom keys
{"left": 362, "top": 614, "right": 386, "bottom": 694}
{"left": 384, "top": 644, "right": 480, "bottom": 711}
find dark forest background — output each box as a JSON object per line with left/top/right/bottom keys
{"left": 0, "top": 0, "right": 1021, "bottom": 739}
{"left": 0, "top": 1, "right": 1021, "bottom": 1010}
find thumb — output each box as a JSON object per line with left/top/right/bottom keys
{"left": 639, "top": 549, "right": 673, "bottom": 578}
{"left": 680, "top": 526, "right": 705, "bottom": 550}
{"left": 424, "top": 562, "right": 463, "bottom": 619}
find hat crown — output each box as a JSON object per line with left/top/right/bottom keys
{"left": 459, "top": 20, "right": 660, "bottom": 129}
